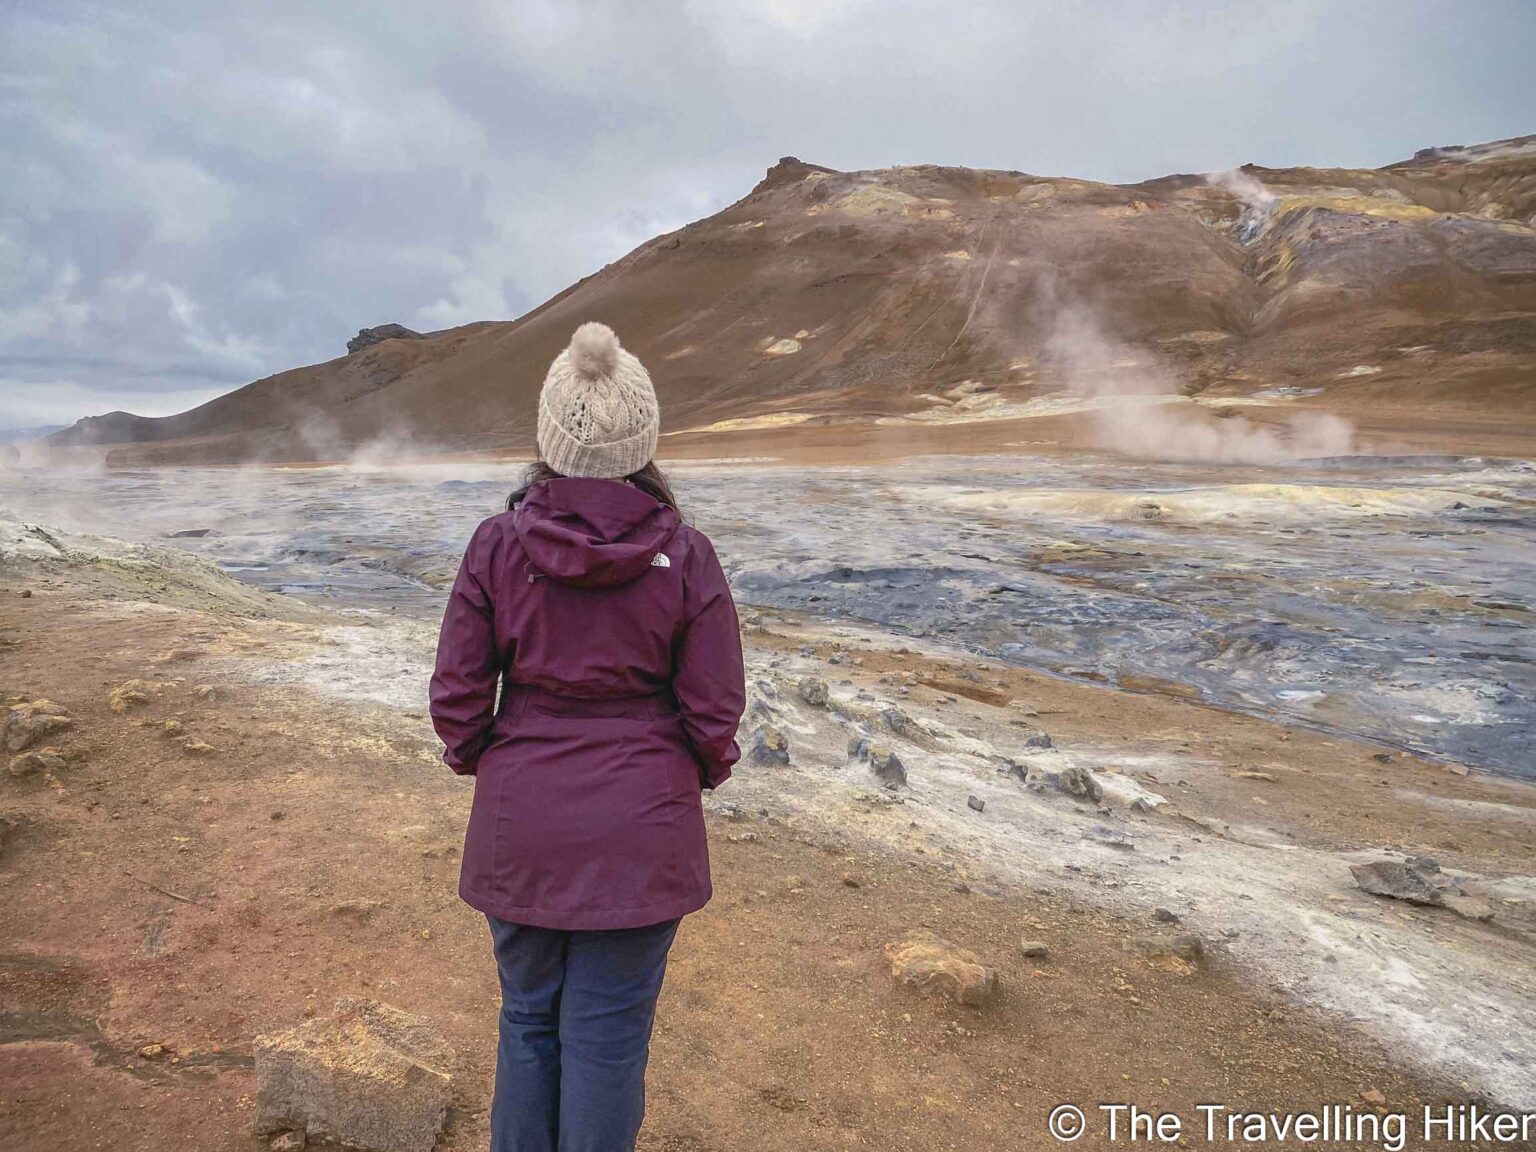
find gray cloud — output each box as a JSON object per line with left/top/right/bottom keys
{"left": 2, "top": 0, "right": 1532, "bottom": 430}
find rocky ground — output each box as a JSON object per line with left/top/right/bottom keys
{"left": 4, "top": 525, "right": 1536, "bottom": 1150}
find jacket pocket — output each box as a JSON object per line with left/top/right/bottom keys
{"left": 500, "top": 686, "right": 532, "bottom": 724}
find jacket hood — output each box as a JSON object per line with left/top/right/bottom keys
{"left": 514, "top": 477, "right": 680, "bottom": 589}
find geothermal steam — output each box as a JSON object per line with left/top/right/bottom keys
{"left": 1043, "top": 302, "right": 1354, "bottom": 466}
{"left": 1206, "top": 168, "right": 1278, "bottom": 243}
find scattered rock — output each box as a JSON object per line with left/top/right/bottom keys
{"left": 1019, "top": 940, "right": 1050, "bottom": 959}
{"left": 1023, "top": 732, "right": 1053, "bottom": 751}
{"left": 9, "top": 746, "right": 66, "bottom": 777}
{"left": 163, "top": 719, "right": 185, "bottom": 737}
{"left": 138, "top": 1043, "right": 167, "bottom": 1059}
{"left": 885, "top": 930, "right": 998, "bottom": 1007}
{"left": 1152, "top": 907, "right": 1181, "bottom": 924}
{"left": 4, "top": 700, "right": 72, "bottom": 752}
{"left": 966, "top": 795, "right": 985, "bottom": 813}
{"left": 346, "top": 324, "right": 424, "bottom": 354}
{"left": 1371, "top": 753, "right": 1394, "bottom": 764}
{"left": 1054, "top": 765, "right": 1103, "bottom": 803}
{"left": 269, "top": 1131, "right": 307, "bottom": 1152}
{"left": 848, "top": 735, "right": 906, "bottom": 787}
{"left": 1233, "top": 770, "right": 1276, "bottom": 781}
{"left": 181, "top": 739, "right": 217, "bottom": 757}
{"left": 254, "top": 998, "right": 453, "bottom": 1152}
{"left": 1441, "top": 891, "right": 1496, "bottom": 922}
{"left": 726, "top": 831, "right": 758, "bottom": 844}
{"left": 746, "top": 725, "right": 790, "bottom": 766}
{"left": 878, "top": 706, "right": 926, "bottom": 742}
{"left": 995, "top": 756, "right": 1026, "bottom": 783}
{"left": 796, "top": 677, "right": 829, "bottom": 707}
{"left": 870, "top": 745, "right": 906, "bottom": 789}
{"left": 168, "top": 528, "right": 220, "bottom": 539}
{"left": 109, "top": 680, "right": 159, "bottom": 714}
{"left": 1361, "top": 1088, "right": 1387, "bottom": 1106}
{"left": 193, "top": 684, "right": 218, "bottom": 701}
{"left": 1351, "top": 856, "right": 1494, "bottom": 920}
{"left": 1123, "top": 933, "right": 1206, "bottom": 973}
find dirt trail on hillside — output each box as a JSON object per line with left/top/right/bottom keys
{"left": 5, "top": 546, "right": 1535, "bottom": 1149}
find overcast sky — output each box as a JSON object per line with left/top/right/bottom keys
{"left": 2, "top": 0, "right": 1532, "bottom": 431}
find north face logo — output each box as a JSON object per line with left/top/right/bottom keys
{"left": 650, "top": 552, "right": 671, "bottom": 568}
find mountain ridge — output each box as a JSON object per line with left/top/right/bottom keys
{"left": 46, "top": 134, "right": 1536, "bottom": 464}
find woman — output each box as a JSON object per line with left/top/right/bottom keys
{"left": 430, "top": 322, "right": 746, "bottom": 1152}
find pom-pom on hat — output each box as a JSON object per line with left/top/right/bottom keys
{"left": 536, "top": 322, "right": 660, "bottom": 479}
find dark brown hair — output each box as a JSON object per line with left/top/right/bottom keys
{"left": 506, "top": 460, "right": 679, "bottom": 513}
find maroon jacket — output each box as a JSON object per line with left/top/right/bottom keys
{"left": 430, "top": 476, "right": 746, "bottom": 930}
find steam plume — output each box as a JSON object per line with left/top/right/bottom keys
{"left": 1206, "top": 168, "right": 1278, "bottom": 243}
{"left": 1041, "top": 294, "right": 1354, "bottom": 465}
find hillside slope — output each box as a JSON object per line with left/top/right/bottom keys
{"left": 50, "top": 136, "right": 1536, "bottom": 463}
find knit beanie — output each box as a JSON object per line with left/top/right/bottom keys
{"left": 536, "top": 322, "right": 659, "bottom": 479}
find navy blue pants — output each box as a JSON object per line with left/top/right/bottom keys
{"left": 487, "top": 915, "right": 678, "bottom": 1152}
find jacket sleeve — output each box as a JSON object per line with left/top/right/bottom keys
{"left": 673, "top": 534, "right": 746, "bottom": 789}
{"left": 430, "top": 521, "right": 503, "bottom": 775}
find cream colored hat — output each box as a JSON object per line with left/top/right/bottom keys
{"left": 536, "top": 322, "right": 659, "bottom": 479}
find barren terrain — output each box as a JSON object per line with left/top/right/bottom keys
{"left": 4, "top": 452, "right": 1536, "bottom": 1148}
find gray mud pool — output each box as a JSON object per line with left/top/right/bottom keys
{"left": 7, "top": 453, "right": 1533, "bottom": 776}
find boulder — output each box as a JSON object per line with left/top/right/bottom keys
{"left": 1055, "top": 764, "right": 1103, "bottom": 803}
{"left": 878, "top": 706, "right": 927, "bottom": 742}
{"left": 9, "top": 746, "right": 65, "bottom": 777}
{"left": 4, "top": 700, "right": 72, "bottom": 752}
{"left": 746, "top": 725, "right": 790, "bottom": 766}
{"left": 1351, "top": 858, "right": 1446, "bottom": 904}
{"left": 109, "top": 679, "right": 159, "bottom": 714}
{"left": 870, "top": 745, "right": 906, "bottom": 788}
{"left": 1351, "top": 856, "right": 1494, "bottom": 920}
{"left": 885, "top": 930, "right": 998, "bottom": 1007}
{"left": 848, "top": 735, "right": 907, "bottom": 787}
{"left": 796, "top": 677, "right": 829, "bottom": 707}
{"left": 347, "top": 325, "right": 424, "bottom": 354}
{"left": 254, "top": 998, "right": 453, "bottom": 1152}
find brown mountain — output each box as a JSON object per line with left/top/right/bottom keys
{"left": 50, "top": 135, "right": 1536, "bottom": 464}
